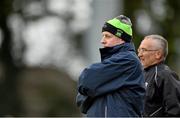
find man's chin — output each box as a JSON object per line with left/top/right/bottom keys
{"left": 140, "top": 62, "right": 145, "bottom": 68}
{"left": 103, "top": 45, "right": 113, "bottom": 48}
{"left": 142, "top": 65, "right": 148, "bottom": 69}
{"left": 103, "top": 46, "right": 109, "bottom": 48}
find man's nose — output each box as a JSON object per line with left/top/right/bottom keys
{"left": 138, "top": 51, "right": 142, "bottom": 58}
{"left": 101, "top": 37, "right": 105, "bottom": 44}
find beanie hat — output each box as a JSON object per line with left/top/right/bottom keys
{"left": 102, "top": 15, "right": 133, "bottom": 42}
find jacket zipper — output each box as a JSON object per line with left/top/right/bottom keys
{"left": 150, "top": 107, "right": 162, "bottom": 116}
{"left": 105, "top": 105, "right": 107, "bottom": 118}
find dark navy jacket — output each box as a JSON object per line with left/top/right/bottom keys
{"left": 76, "top": 43, "right": 145, "bottom": 117}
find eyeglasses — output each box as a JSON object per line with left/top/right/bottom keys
{"left": 137, "top": 48, "right": 159, "bottom": 53}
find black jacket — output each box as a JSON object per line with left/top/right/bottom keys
{"left": 143, "top": 63, "right": 180, "bottom": 117}
{"left": 76, "top": 43, "right": 145, "bottom": 117}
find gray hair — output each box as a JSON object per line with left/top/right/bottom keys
{"left": 145, "top": 34, "right": 168, "bottom": 60}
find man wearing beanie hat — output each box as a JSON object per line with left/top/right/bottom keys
{"left": 76, "top": 15, "right": 145, "bottom": 117}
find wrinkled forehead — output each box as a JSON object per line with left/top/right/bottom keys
{"left": 140, "top": 38, "right": 160, "bottom": 49}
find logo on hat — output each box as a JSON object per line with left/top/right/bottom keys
{"left": 116, "top": 29, "right": 123, "bottom": 37}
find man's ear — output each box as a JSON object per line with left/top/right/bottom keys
{"left": 155, "top": 50, "right": 163, "bottom": 60}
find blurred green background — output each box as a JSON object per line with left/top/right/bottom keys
{"left": 0, "top": 0, "right": 179, "bottom": 116}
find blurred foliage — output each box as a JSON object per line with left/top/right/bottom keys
{"left": 0, "top": 0, "right": 81, "bottom": 116}
{"left": 0, "top": 0, "right": 24, "bottom": 116}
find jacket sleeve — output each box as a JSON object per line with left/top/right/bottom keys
{"left": 78, "top": 54, "right": 143, "bottom": 98}
{"left": 160, "top": 71, "right": 180, "bottom": 116}
{"left": 76, "top": 92, "right": 94, "bottom": 114}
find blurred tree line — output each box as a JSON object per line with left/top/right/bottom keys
{"left": 0, "top": 0, "right": 179, "bottom": 116}
{"left": 0, "top": 0, "right": 81, "bottom": 116}
{"left": 0, "top": 0, "right": 23, "bottom": 115}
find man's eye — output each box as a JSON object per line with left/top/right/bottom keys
{"left": 102, "top": 34, "right": 113, "bottom": 38}
{"left": 105, "top": 35, "right": 112, "bottom": 38}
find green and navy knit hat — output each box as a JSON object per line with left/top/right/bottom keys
{"left": 102, "top": 15, "right": 133, "bottom": 42}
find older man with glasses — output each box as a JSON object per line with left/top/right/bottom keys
{"left": 138, "top": 34, "right": 180, "bottom": 117}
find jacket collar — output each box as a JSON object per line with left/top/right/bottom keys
{"left": 144, "top": 62, "right": 165, "bottom": 72}
{"left": 99, "top": 43, "right": 135, "bottom": 61}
